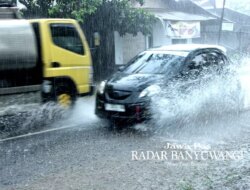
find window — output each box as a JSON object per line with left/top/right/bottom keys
{"left": 185, "top": 51, "right": 226, "bottom": 75}
{"left": 50, "top": 23, "right": 84, "bottom": 55}
{"left": 123, "top": 53, "right": 185, "bottom": 75}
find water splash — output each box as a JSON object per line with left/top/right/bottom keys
{"left": 148, "top": 56, "right": 250, "bottom": 143}
{"left": 0, "top": 102, "right": 66, "bottom": 138}
{"left": 53, "top": 96, "right": 101, "bottom": 129}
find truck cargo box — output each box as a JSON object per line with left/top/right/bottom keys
{"left": 0, "top": 19, "right": 37, "bottom": 71}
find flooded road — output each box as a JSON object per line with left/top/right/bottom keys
{"left": 0, "top": 96, "right": 250, "bottom": 190}
{"left": 1, "top": 58, "right": 250, "bottom": 189}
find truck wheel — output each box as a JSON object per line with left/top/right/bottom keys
{"left": 55, "top": 84, "right": 77, "bottom": 108}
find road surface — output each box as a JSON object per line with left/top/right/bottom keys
{"left": 1, "top": 97, "right": 250, "bottom": 190}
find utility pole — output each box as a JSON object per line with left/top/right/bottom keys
{"left": 218, "top": 0, "right": 226, "bottom": 45}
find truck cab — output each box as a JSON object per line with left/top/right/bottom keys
{"left": 31, "top": 19, "right": 94, "bottom": 106}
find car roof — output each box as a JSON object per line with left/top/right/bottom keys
{"left": 150, "top": 44, "right": 227, "bottom": 54}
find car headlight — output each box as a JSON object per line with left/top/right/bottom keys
{"left": 139, "top": 85, "right": 161, "bottom": 98}
{"left": 98, "top": 81, "right": 106, "bottom": 94}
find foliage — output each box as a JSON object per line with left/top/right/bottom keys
{"left": 19, "top": 0, "right": 156, "bottom": 35}
{"left": 95, "top": 0, "right": 156, "bottom": 35}
{"left": 48, "top": 0, "right": 102, "bottom": 23}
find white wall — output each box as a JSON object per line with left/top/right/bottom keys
{"left": 122, "top": 32, "right": 146, "bottom": 64}
{"left": 114, "top": 31, "right": 146, "bottom": 65}
{"left": 152, "top": 19, "right": 171, "bottom": 47}
{"left": 114, "top": 31, "right": 124, "bottom": 65}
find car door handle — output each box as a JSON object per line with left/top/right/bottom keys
{"left": 51, "top": 62, "right": 61, "bottom": 68}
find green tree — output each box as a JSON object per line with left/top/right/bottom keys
{"left": 86, "top": 0, "right": 155, "bottom": 36}
{"left": 48, "top": 0, "right": 102, "bottom": 23}
{"left": 20, "top": 0, "right": 155, "bottom": 35}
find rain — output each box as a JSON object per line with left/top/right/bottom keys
{"left": 1, "top": 0, "right": 250, "bottom": 189}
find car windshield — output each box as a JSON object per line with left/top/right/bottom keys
{"left": 123, "top": 52, "right": 186, "bottom": 75}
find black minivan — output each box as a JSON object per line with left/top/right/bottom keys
{"left": 95, "top": 44, "right": 241, "bottom": 123}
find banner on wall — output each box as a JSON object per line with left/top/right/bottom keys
{"left": 165, "top": 21, "right": 201, "bottom": 39}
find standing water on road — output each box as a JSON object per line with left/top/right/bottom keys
{"left": 0, "top": 92, "right": 66, "bottom": 138}
{"left": 0, "top": 94, "right": 101, "bottom": 139}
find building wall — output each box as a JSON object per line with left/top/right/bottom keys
{"left": 114, "top": 31, "right": 124, "bottom": 65}
{"left": 114, "top": 32, "right": 146, "bottom": 65}
{"left": 122, "top": 32, "right": 146, "bottom": 64}
{"left": 200, "top": 21, "right": 249, "bottom": 51}
{"left": 221, "top": 31, "right": 239, "bottom": 50}
{"left": 239, "top": 31, "right": 250, "bottom": 52}
{"left": 152, "top": 19, "right": 171, "bottom": 47}
{"left": 115, "top": 19, "right": 172, "bottom": 66}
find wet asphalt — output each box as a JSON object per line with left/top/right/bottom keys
{"left": 0, "top": 96, "right": 250, "bottom": 190}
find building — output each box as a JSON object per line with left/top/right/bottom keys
{"left": 206, "top": 8, "right": 250, "bottom": 52}
{"left": 114, "top": 0, "right": 218, "bottom": 65}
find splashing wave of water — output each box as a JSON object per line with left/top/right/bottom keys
{"left": 147, "top": 57, "right": 249, "bottom": 143}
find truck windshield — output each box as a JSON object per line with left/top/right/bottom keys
{"left": 50, "top": 23, "right": 84, "bottom": 55}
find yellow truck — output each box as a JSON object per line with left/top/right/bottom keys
{"left": 0, "top": 3, "right": 94, "bottom": 107}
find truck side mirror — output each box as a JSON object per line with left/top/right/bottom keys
{"left": 94, "top": 32, "right": 100, "bottom": 47}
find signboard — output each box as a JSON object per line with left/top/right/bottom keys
{"left": 165, "top": 21, "right": 201, "bottom": 39}
{"left": 222, "top": 22, "right": 234, "bottom": 31}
